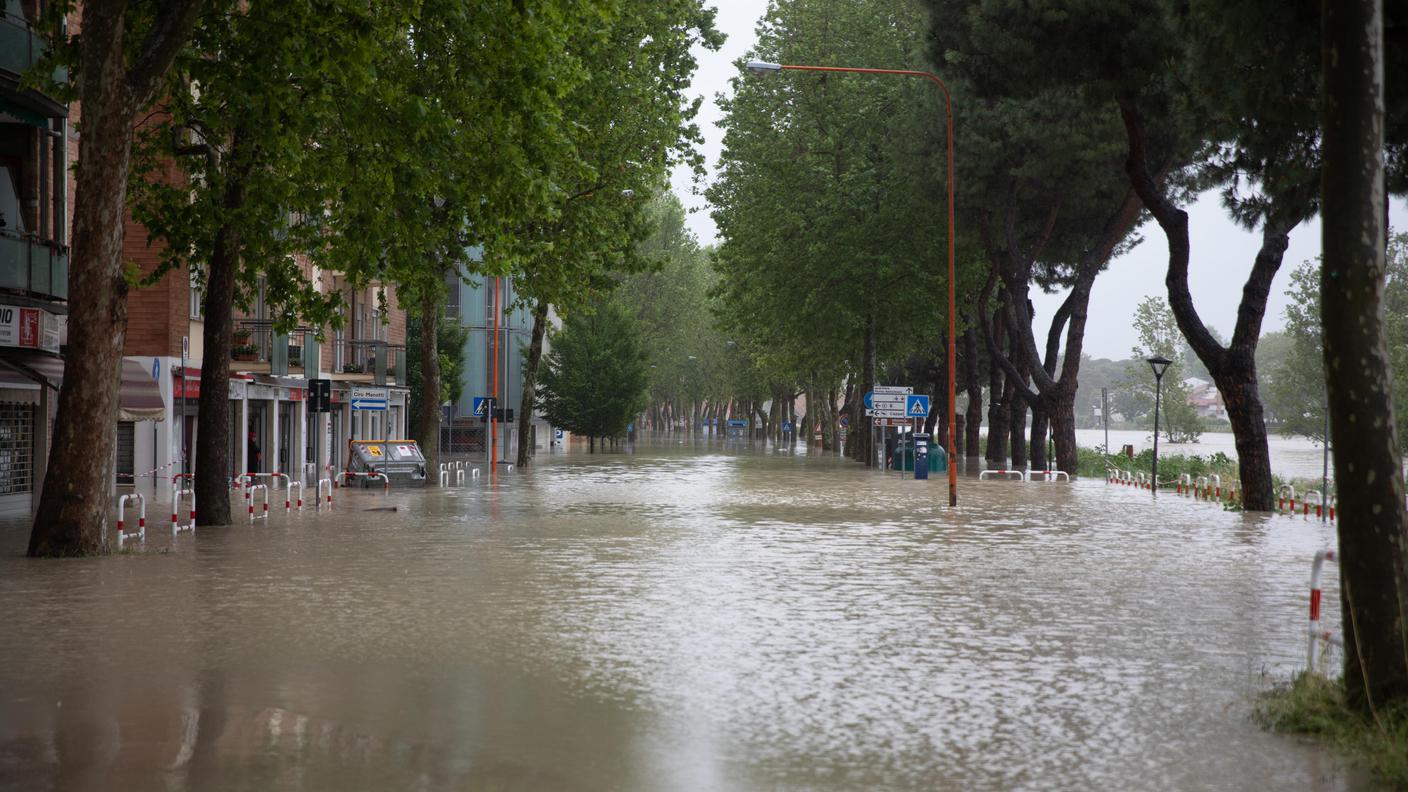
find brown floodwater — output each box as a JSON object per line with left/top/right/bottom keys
{"left": 0, "top": 435, "right": 1358, "bottom": 790}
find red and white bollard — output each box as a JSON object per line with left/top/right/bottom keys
{"left": 286, "top": 480, "right": 304, "bottom": 512}
{"left": 1308, "top": 549, "right": 1339, "bottom": 673}
{"left": 246, "top": 484, "right": 269, "bottom": 523}
{"left": 171, "top": 474, "right": 196, "bottom": 536}
{"left": 116, "top": 493, "right": 146, "bottom": 547}
{"left": 318, "top": 477, "right": 334, "bottom": 509}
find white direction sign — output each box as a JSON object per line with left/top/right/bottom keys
{"left": 351, "top": 386, "right": 389, "bottom": 411}
{"left": 874, "top": 385, "right": 914, "bottom": 395}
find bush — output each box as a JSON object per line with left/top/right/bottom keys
{"left": 1080, "top": 445, "right": 1240, "bottom": 485}
{"left": 1256, "top": 673, "right": 1408, "bottom": 786}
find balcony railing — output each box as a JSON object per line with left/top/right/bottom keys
{"left": 232, "top": 319, "right": 307, "bottom": 375}
{"left": 333, "top": 339, "right": 405, "bottom": 385}
{"left": 0, "top": 229, "right": 67, "bottom": 302}
{"left": 0, "top": 12, "right": 67, "bottom": 84}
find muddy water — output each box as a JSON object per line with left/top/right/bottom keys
{"left": 0, "top": 438, "right": 1355, "bottom": 790}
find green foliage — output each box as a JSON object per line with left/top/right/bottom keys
{"left": 406, "top": 314, "right": 469, "bottom": 419}
{"left": 1123, "top": 297, "right": 1203, "bottom": 442}
{"left": 129, "top": 0, "right": 412, "bottom": 331}
{"left": 506, "top": 0, "right": 721, "bottom": 317}
{"left": 617, "top": 195, "right": 755, "bottom": 407}
{"left": 708, "top": 0, "right": 959, "bottom": 395}
{"left": 1084, "top": 446, "right": 1238, "bottom": 484}
{"left": 1268, "top": 233, "right": 1408, "bottom": 449}
{"left": 538, "top": 300, "right": 650, "bottom": 442}
{"left": 1257, "top": 673, "right": 1408, "bottom": 787}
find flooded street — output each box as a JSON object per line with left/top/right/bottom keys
{"left": 0, "top": 437, "right": 1355, "bottom": 790}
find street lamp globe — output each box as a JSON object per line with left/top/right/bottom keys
{"left": 1147, "top": 355, "right": 1172, "bottom": 380}
{"left": 745, "top": 60, "right": 783, "bottom": 76}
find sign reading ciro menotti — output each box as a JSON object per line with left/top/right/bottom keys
{"left": 0, "top": 304, "right": 60, "bottom": 354}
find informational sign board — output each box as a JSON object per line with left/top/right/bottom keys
{"left": 865, "top": 385, "right": 914, "bottom": 418}
{"left": 351, "top": 386, "right": 388, "bottom": 411}
{"left": 0, "top": 304, "right": 60, "bottom": 353}
{"left": 472, "top": 396, "right": 491, "bottom": 417}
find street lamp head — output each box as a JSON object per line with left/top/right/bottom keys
{"left": 745, "top": 60, "right": 783, "bottom": 76}
{"left": 1147, "top": 356, "right": 1173, "bottom": 380}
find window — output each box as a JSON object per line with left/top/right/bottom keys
{"left": 115, "top": 422, "right": 134, "bottom": 485}
{"left": 445, "top": 273, "right": 460, "bottom": 320}
{"left": 189, "top": 268, "right": 204, "bottom": 319}
{"left": 0, "top": 403, "right": 34, "bottom": 495}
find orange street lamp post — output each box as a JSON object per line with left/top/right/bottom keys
{"left": 744, "top": 60, "right": 958, "bottom": 506}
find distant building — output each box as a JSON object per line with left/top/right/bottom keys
{"left": 441, "top": 266, "right": 552, "bottom": 457}
{"left": 1184, "top": 377, "right": 1226, "bottom": 420}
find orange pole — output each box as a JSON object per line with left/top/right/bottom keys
{"left": 777, "top": 64, "right": 957, "bottom": 506}
{"left": 491, "top": 276, "right": 499, "bottom": 479}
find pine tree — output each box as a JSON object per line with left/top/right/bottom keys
{"left": 538, "top": 301, "right": 650, "bottom": 451}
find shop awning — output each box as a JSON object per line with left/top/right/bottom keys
{"left": 0, "top": 356, "right": 166, "bottom": 421}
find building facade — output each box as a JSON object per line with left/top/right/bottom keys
{"left": 120, "top": 232, "right": 412, "bottom": 505}
{"left": 0, "top": 1, "right": 70, "bottom": 515}
{"left": 442, "top": 268, "right": 552, "bottom": 457}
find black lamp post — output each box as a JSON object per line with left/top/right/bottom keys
{"left": 1147, "top": 356, "right": 1173, "bottom": 489}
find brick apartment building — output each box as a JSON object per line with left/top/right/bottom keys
{"left": 0, "top": 0, "right": 410, "bottom": 515}
{"left": 120, "top": 221, "right": 412, "bottom": 507}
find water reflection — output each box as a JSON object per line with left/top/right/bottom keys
{"left": 0, "top": 436, "right": 1357, "bottom": 790}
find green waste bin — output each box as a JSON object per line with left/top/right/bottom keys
{"left": 891, "top": 437, "right": 948, "bottom": 473}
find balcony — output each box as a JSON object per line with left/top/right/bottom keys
{"left": 0, "top": 229, "right": 67, "bottom": 303}
{"left": 0, "top": 12, "right": 67, "bottom": 95}
{"left": 231, "top": 319, "right": 308, "bottom": 376}
{"left": 332, "top": 339, "right": 406, "bottom": 386}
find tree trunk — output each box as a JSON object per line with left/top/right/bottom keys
{"left": 1322, "top": 0, "right": 1408, "bottom": 712}
{"left": 963, "top": 328, "right": 983, "bottom": 462}
{"left": 416, "top": 288, "right": 441, "bottom": 482}
{"left": 1029, "top": 405, "right": 1048, "bottom": 471}
{"left": 1216, "top": 372, "right": 1273, "bottom": 509}
{"left": 516, "top": 299, "right": 549, "bottom": 468}
{"left": 192, "top": 132, "right": 250, "bottom": 528}
{"left": 850, "top": 312, "right": 872, "bottom": 462}
{"left": 1009, "top": 384, "right": 1028, "bottom": 470}
{"left": 28, "top": 11, "right": 134, "bottom": 555}
{"left": 1049, "top": 389, "right": 1079, "bottom": 474}
{"left": 986, "top": 307, "right": 1009, "bottom": 467}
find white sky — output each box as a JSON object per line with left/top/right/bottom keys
{"left": 670, "top": 2, "right": 1408, "bottom": 360}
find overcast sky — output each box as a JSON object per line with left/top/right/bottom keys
{"left": 670, "top": 3, "right": 1408, "bottom": 361}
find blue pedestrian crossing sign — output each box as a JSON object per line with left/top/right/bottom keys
{"left": 472, "top": 396, "right": 491, "bottom": 417}
{"left": 906, "top": 394, "right": 931, "bottom": 418}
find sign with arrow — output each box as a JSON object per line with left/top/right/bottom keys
{"left": 350, "top": 386, "right": 388, "bottom": 411}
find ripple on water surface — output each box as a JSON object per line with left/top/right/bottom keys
{"left": 0, "top": 439, "right": 1356, "bottom": 791}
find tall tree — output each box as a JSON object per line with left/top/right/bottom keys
{"left": 509, "top": 0, "right": 721, "bottom": 468}
{"left": 28, "top": 0, "right": 205, "bottom": 556}
{"left": 336, "top": 0, "right": 592, "bottom": 482}
{"left": 127, "top": 0, "right": 407, "bottom": 525}
{"left": 537, "top": 300, "right": 650, "bottom": 451}
{"left": 710, "top": 0, "right": 959, "bottom": 469}
{"left": 1123, "top": 297, "right": 1203, "bottom": 443}
{"left": 1322, "top": 0, "right": 1408, "bottom": 711}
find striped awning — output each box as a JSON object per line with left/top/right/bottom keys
{"left": 0, "top": 356, "right": 166, "bottom": 421}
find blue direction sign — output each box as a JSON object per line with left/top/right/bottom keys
{"left": 472, "top": 396, "right": 491, "bottom": 417}
{"left": 351, "top": 386, "right": 388, "bottom": 411}
{"left": 906, "top": 394, "right": 931, "bottom": 418}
